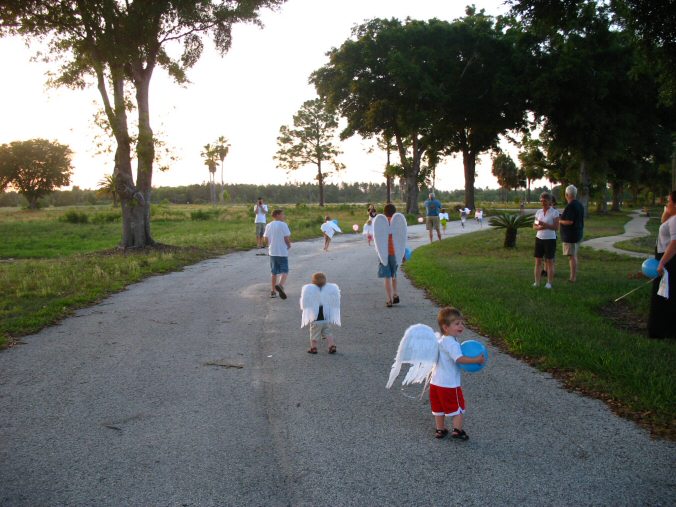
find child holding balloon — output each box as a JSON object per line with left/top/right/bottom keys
{"left": 430, "top": 307, "right": 485, "bottom": 440}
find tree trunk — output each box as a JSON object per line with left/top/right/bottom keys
{"left": 527, "top": 178, "right": 531, "bottom": 202}
{"left": 462, "top": 149, "right": 476, "bottom": 209}
{"left": 404, "top": 137, "right": 422, "bottom": 214}
{"left": 385, "top": 143, "right": 391, "bottom": 203}
{"left": 611, "top": 182, "right": 623, "bottom": 211}
{"left": 504, "top": 228, "right": 517, "bottom": 248}
{"left": 134, "top": 69, "right": 155, "bottom": 246}
{"left": 317, "top": 160, "right": 324, "bottom": 206}
{"left": 596, "top": 186, "right": 608, "bottom": 213}
{"left": 578, "top": 160, "right": 591, "bottom": 218}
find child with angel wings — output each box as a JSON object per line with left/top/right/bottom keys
{"left": 300, "top": 272, "right": 341, "bottom": 354}
{"left": 320, "top": 216, "right": 342, "bottom": 252}
{"left": 386, "top": 307, "right": 485, "bottom": 440}
{"left": 373, "top": 203, "right": 407, "bottom": 307}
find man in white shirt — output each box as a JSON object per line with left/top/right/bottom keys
{"left": 254, "top": 197, "right": 269, "bottom": 251}
{"left": 263, "top": 209, "right": 291, "bottom": 299}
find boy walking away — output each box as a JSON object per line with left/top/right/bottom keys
{"left": 373, "top": 203, "right": 407, "bottom": 307}
{"left": 254, "top": 197, "right": 268, "bottom": 253}
{"left": 423, "top": 193, "right": 442, "bottom": 243}
{"left": 430, "top": 308, "right": 484, "bottom": 440}
{"left": 263, "top": 209, "right": 291, "bottom": 299}
{"left": 300, "top": 272, "right": 341, "bottom": 354}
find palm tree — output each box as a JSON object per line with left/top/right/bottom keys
{"left": 489, "top": 213, "right": 534, "bottom": 248}
{"left": 201, "top": 143, "right": 218, "bottom": 205}
{"left": 214, "top": 136, "right": 230, "bottom": 202}
{"left": 96, "top": 173, "right": 119, "bottom": 207}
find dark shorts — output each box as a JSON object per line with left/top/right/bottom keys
{"left": 270, "top": 255, "right": 289, "bottom": 275}
{"left": 534, "top": 238, "right": 556, "bottom": 259}
{"left": 378, "top": 254, "right": 399, "bottom": 278}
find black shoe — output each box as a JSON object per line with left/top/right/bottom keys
{"left": 275, "top": 285, "right": 287, "bottom": 300}
{"left": 451, "top": 428, "right": 469, "bottom": 441}
{"left": 393, "top": 295, "right": 400, "bottom": 304}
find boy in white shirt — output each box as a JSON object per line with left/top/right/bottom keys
{"left": 263, "top": 209, "right": 291, "bottom": 299}
{"left": 430, "top": 307, "right": 485, "bottom": 440}
{"left": 253, "top": 197, "right": 268, "bottom": 251}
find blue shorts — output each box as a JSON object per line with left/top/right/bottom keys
{"left": 270, "top": 255, "right": 289, "bottom": 275}
{"left": 378, "top": 255, "right": 399, "bottom": 278}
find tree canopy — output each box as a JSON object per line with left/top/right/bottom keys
{"left": 0, "top": 139, "right": 73, "bottom": 209}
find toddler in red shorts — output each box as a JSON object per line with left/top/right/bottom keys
{"left": 430, "top": 307, "right": 485, "bottom": 440}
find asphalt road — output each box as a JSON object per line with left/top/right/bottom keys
{"left": 1, "top": 220, "right": 674, "bottom": 506}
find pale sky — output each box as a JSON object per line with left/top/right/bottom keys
{"left": 0, "top": 0, "right": 534, "bottom": 193}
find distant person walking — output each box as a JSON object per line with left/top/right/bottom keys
{"left": 648, "top": 191, "right": 676, "bottom": 339}
{"left": 533, "top": 192, "right": 560, "bottom": 289}
{"left": 475, "top": 208, "right": 484, "bottom": 227}
{"left": 254, "top": 197, "right": 268, "bottom": 252}
{"left": 559, "top": 185, "right": 585, "bottom": 282}
{"left": 368, "top": 204, "right": 377, "bottom": 219}
{"left": 424, "top": 193, "right": 442, "bottom": 243}
{"left": 459, "top": 206, "right": 471, "bottom": 228}
{"left": 263, "top": 209, "right": 291, "bottom": 299}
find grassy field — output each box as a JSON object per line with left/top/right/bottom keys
{"left": 0, "top": 203, "right": 389, "bottom": 348}
{"left": 404, "top": 214, "right": 675, "bottom": 437}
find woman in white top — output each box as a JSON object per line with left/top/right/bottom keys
{"left": 532, "top": 192, "right": 560, "bottom": 289}
{"left": 648, "top": 190, "right": 676, "bottom": 339}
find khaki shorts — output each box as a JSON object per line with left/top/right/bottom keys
{"left": 255, "top": 222, "right": 266, "bottom": 237}
{"left": 562, "top": 242, "right": 579, "bottom": 256}
{"left": 426, "top": 216, "right": 440, "bottom": 231}
{"left": 310, "top": 321, "right": 332, "bottom": 341}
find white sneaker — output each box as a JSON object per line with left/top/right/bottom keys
{"left": 545, "top": 283, "right": 552, "bottom": 289}
{"left": 532, "top": 282, "right": 538, "bottom": 288}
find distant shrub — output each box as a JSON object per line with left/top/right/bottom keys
{"left": 61, "top": 210, "right": 89, "bottom": 224}
{"left": 91, "top": 211, "right": 120, "bottom": 224}
{"left": 295, "top": 202, "right": 308, "bottom": 209}
{"left": 190, "top": 210, "right": 213, "bottom": 221}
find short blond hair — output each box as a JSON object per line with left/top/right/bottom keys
{"left": 437, "top": 307, "right": 463, "bottom": 332}
{"left": 311, "top": 272, "right": 326, "bottom": 286}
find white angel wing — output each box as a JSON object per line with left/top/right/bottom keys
{"left": 386, "top": 324, "right": 440, "bottom": 389}
{"left": 373, "top": 214, "right": 390, "bottom": 265}
{"left": 300, "top": 284, "right": 321, "bottom": 328}
{"left": 319, "top": 283, "right": 341, "bottom": 326}
{"left": 390, "top": 213, "right": 407, "bottom": 264}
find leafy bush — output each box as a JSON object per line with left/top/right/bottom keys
{"left": 91, "top": 211, "right": 120, "bottom": 224}
{"left": 488, "top": 213, "right": 534, "bottom": 247}
{"left": 190, "top": 210, "right": 213, "bottom": 221}
{"left": 61, "top": 210, "right": 89, "bottom": 224}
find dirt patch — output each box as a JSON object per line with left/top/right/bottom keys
{"left": 598, "top": 299, "right": 648, "bottom": 335}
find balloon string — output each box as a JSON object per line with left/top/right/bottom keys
{"left": 614, "top": 278, "right": 655, "bottom": 303}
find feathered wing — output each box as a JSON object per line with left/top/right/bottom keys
{"left": 386, "top": 324, "right": 440, "bottom": 388}
{"left": 390, "top": 213, "right": 407, "bottom": 263}
{"left": 319, "top": 283, "right": 341, "bottom": 326}
{"left": 300, "top": 284, "right": 321, "bottom": 328}
{"left": 373, "top": 214, "right": 391, "bottom": 265}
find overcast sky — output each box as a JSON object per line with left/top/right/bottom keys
{"left": 0, "top": 0, "right": 533, "bottom": 192}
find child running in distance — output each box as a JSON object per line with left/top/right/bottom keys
{"left": 300, "top": 272, "right": 340, "bottom": 354}
{"left": 320, "top": 216, "right": 341, "bottom": 252}
{"left": 363, "top": 218, "right": 374, "bottom": 246}
{"left": 439, "top": 208, "right": 449, "bottom": 235}
{"left": 430, "top": 307, "right": 485, "bottom": 440}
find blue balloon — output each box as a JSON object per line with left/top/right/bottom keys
{"left": 459, "top": 340, "right": 488, "bottom": 373}
{"left": 405, "top": 247, "right": 412, "bottom": 260}
{"left": 642, "top": 258, "right": 659, "bottom": 279}
{"left": 332, "top": 219, "right": 339, "bottom": 225}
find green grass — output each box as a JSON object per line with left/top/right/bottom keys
{"left": 404, "top": 219, "right": 674, "bottom": 437}
{"left": 579, "top": 211, "right": 632, "bottom": 240}
{"left": 0, "top": 203, "right": 383, "bottom": 348}
{"left": 615, "top": 217, "right": 659, "bottom": 254}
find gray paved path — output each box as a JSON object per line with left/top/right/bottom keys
{"left": 1, "top": 218, "right": 673, "bottom": 506}
{"left": 583, "top": 210, "right": 652, "bottom": 258}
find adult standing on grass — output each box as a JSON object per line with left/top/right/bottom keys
{"left": 533, "top": 192, "right": 560, "bottom": 289}
{"left": 648, "top": 190, "right": 676, "bottom": 339}
{"left": 264, "top": 209, "right": 291, "bottom": 299}
{"left": 559, "top": 185, "right": 585, "bottom": 282}
{"left": 424, "top": 193, "right": 442, "bottom": 243}
{"left": 254, "top": 197, "right": 268, "bottom": 252}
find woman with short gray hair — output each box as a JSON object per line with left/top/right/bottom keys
{"left": 533, "top": 192, "right": 560, "bottom": 288}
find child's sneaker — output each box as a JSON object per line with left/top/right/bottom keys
{"left": 270, "top": 291, "right": 277, "bottom": 298}
{"left": 545, "top": 283, "right": 552, "bottom": 289}
{"left": 532, "top": 282, "right": 538, "bottom": 288}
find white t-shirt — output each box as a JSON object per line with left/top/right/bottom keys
{"left": 253, "top": 203, "right": 268, "bottom": 224}
{"left": 263, "top": 220, "right": 291, "bottom": 257}
{"left": 475, "top": 210, "right": 483, "bottom": 220}
{"left": 320, "top": 221, "right": 341, "bottom": 238}
{"left": 430, "top": 335, "right": 463, "bottom": 388}
{"left": 535, "top": 207, "right": 560, "bottom": 240}
{"left": 657, "top": 215, "right": 676, "bottom": 253}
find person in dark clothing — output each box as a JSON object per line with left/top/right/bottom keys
{"left": 648, "top": 191, "right": 676, "bottom": 339}
{"left": 559, "top": 185, "right": 585, "bottom": 283}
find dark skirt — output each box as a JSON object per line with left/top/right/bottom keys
{"left": 648, "top": 252, "right": 676, "bottom": 339}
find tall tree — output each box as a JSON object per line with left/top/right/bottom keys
{"left": 518, "top": 137, "right": 547, "bottom": 202}
{"left": 2, "top": 0, "right": 285, "bottom": 247}
{"left": 274, "top": 98, "right": 344, "bottom": 206}
{"left": 214, "top": 135, "right": 230, "bottom": 202}
{"left": 201, "top": 143, "right": 218, "bottom": 205}
{"left": 491, "top": 152, "right": 519, "bottom": 201}
{"left": 0, "top": 139, "right": 73, "bottom": 209}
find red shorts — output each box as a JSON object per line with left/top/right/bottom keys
{"left": 429, "top": 384, "right": 465, "bottom": 416}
